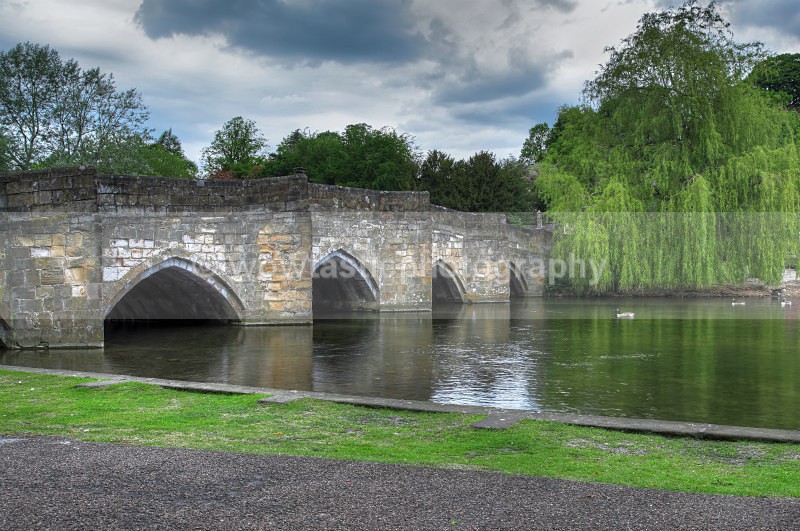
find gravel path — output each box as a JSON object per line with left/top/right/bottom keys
{"left": 1, "top": 436, "right": 798, "bottom": 530}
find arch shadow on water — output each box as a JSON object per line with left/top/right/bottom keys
{"left": 313, "top": 250, "right": 379, "bottom": 315}
{"left": 104, "top": 257, "right": 244, "bottom": 325}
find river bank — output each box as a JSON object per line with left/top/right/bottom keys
{"left": 548, "top": 278, "right": 800, "bottom": 298}
{"left": 1, "top": 368, "right": 799, "bottom": 498}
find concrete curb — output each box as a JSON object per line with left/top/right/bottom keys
{"left": 3, "top": 364, "right": 800, "bottom": 444}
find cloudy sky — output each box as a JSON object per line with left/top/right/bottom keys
{"left": 0, "top": 0, "right": 797, "bottom": 166}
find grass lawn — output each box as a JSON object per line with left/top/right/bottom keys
{"left": 1, "top": 368, "right": 798, "bottom": 498}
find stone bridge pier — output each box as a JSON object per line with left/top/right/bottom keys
{"left": 0, "top": 168, "right": 551, "bottom": 349}
{"left": 431, "top": 208, "right": 549, "bottom": 303}
{"left": 309, "top": 184, "right": 432, "bottom": 313}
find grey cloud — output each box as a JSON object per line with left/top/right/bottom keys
{"left": 435, "top": 49, "right": 574, "bottom": 106}
{"left": 534, "top": 0, "right": 578, "bottom": 13}
{"left": 651, "top": 0, "right": 800, "bottom": 42}
{"left": 428, "top": 95, "right": 568, "bottom": 160}
{"left": 720, "top": 0, "right": 800, "bottom": 42}
{"left": 134, "top": 0, "right": 425, "bottom": 65}
{"left": 501, "top": 0, "right": 577, "bottom": 25}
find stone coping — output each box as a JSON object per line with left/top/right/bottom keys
{"left": 2, "top": 364, "right": 799, "bottom": 444}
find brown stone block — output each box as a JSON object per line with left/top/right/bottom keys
{"left": 41, "top": 268, "right": 65, "bottom": 286}
{"left": 287, "top": 280, "right": 312, "bottom": 291}
{"left": 33, "top": 235, "right": 53, "bottom": 247}
{"left": 259, "top": 244, "right": 276, "bottom": 254}
{"left": 65, "top": 267, "right": 87, "bottom": 285}
{"left": 268, "top": 301, "right": 286, "bottom": 312}
{"left": 66, "top": 233, "right": 84, "bottom": 247}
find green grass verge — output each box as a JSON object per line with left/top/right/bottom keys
{"left": 1, "top": 369, "right": 799, "bottom": 498}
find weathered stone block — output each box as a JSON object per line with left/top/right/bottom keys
{"left": 65, "top": 267, "right": 87, "bottom": 285}
{"left": 41, "top": 268, "right": 65, "bottom": 286}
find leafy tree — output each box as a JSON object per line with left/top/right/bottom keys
{"left": 138, "top": 130, "right": 197, "bottom": 178}
{"left": 0, "top": 42, "right": 150, "bottom": 171}
{"left": 0, "top": 132, "right": 10, "bottom": 171}
{"left": 267, "top": 129, "right": 345, "bottom": 183}
{"left": 156, "top": 128, "right": 184, "bottom": 156}
{"left": 202, "top": 116, "right": 267, "bottom": 178}
{"left": 748, "top": 53, "right": 800, "bottom": 112}
{"left": 339, "top": 123, "right": 418, "bottom": 190}
{"left": 417, "top": 149, "right": 457, "bottom": 206}
{"left": 535, "top": 1, "right": 800, "bottom": 293}
{"left": 265, "top": 123, "right": 418, "bottom": 190}
{"left": 520, "top": 122, "right": 551, "bottom": 165}
{"left": 0, "top": 42, "right": 61, "bottom": 169}
{"left": 415, "top": 149, "right": 539, "bottom": 212}
{"left": 451, "top": 152, "right": 506, "bottom": 211}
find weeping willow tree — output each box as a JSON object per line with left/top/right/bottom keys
{"left": 536, "top": 1, "right": 800, "bottom": 294}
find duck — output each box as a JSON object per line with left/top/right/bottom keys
{"left": 731, "top": 299, "right": 746, "bottom": 306}
{"left": 781, "top": 298, "right": 792, "bottom": 307}
{"left": 615, "top": 308, "right": 635, "bottom": 319}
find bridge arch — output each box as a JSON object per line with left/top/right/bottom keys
{"left": 0, "top": 312, "right": 10, "bottom": 348}
{"left": 509, "top": 261, "right": 529, "bottom": 298}
{"left": 313, "top": 250, "right": 379, "bottom": 312}
{"left": 432, "top": 260, "right": 468, "bottom": 303}
{"left": 104, "top": 256, "right": 244, "bottom": 322}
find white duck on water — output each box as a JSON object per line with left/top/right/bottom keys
{"left": 615, "top": 308, "right": 635, "bottom": 319}
{"left": 731, "top": 299, "right": 746, "bottom": 306}
{"left": 781, "top": 298, "right": 792, "bottom": 307}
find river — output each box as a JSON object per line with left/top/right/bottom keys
{"left": 1, "top": 297, "right": 798, "bottom": 430}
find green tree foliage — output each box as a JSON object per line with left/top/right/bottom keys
{"left": 269, "top": 129, "right": 345, "bottom": 182}
{"left": 138, "top": 129, "right": 198, "bottom": 178}
{"left": 417, "top": 149, "right": 457, "bottom": 206}
{"left": 156, "top": 128, "right": 184, "bottom": 156}
{"left": 0, "top": 42, "right": 150, "bottom": 171}
{"left": 416, "top": 150, "right": 536, "bottom": 212}
{"left": 748, "top": 53, "right": 800, "bottom": 112}
{"left": 266, "top": 123, "right": 418, "bottom": 190}
{"left": 520, "top": 122, "right": 551, "bottom": 165}
{"left": 0, "top": 132, "right": 10, "bottom": 171}
{"left": 202, "top": 116, "right": 268, "bottom": 178}
{"left": 450, "top": 152, "right": 532, "bottom": 212}
{"left": 340, "top": 123, "right": 418, "bottom": 190}
{"left": 535, "top": 1, "right": 800, "bottom": 294}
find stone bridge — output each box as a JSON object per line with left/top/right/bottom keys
{"left": 0, "top": 168, "right": 551, "bottom": 349}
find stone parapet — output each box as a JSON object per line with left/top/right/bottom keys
{"left": 0, "top": 167, "right": 309, "bottom": 213}
{"left": 309, "top": 183, "right": 429, "bottom": 212}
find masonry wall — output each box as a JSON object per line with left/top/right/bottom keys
{"left": 0, "top": 168, "right": 313, "bottom": 348}
{"left": 309, "top": 183, "right": 429, "bottom": 212}
{"left": 505, "top": 224, "right": 553, "bottom": 296}
{"left": 431, "top": 207, "right": 511, "bottom": 302}
{"left": 1, "top": 210, "right": 103, "bottom": 347}
{"left": 309, "top": 184, "right": 432, "bottom": 311}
